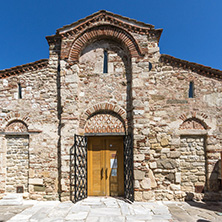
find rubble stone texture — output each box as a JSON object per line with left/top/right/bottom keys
{"left": 6, "top": 136, "right": 29, "bottom": 193}
{"left": 0, "top": 10, "right": 221, "bottom": 201}
{"left": 180, "top": 136, "right": 206, "bottom": 194}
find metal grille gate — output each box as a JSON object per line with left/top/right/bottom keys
{"left": 124, "top": 134, "right": 134, "bottom": 202}
{"left": 70, "top": 134, "right": 134, "bottom": 202}
{"left": 70, "top": 135, "right": 87, "bottom": 203}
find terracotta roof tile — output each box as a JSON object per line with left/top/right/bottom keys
{"left": 0, "top": 59, "right": 48, "bottom": 79}
{"left": 161, "top": 54, "right": 222, "bottom": 80}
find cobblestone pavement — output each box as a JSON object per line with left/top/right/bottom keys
{"left": 0, "top": 204, "right": 33, "bottom": 222}
{"left": 0, "top": 197, "right": 222, "bottom": 222}
{"left": 166, "top": 201, "right": 222, "bottom": 222}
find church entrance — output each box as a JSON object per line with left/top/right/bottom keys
{"left": 70, "top": 134, "right": 133, "bottom": 203}
{"left": 87, "top": 136, "right": 124, "bottom": 197}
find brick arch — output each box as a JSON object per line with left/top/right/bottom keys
{"left": 79, "top": 102, "right": 127, "bottom": 131}
{"left": 179, "top": 117, "right": 209, "bottom": 130}
{"left": 1, "top": 112, "right": 31, "bottom": 131}
{"left": 179, "top": 112, "right": 210, "bottom": 130}
{"left": 68, "top": 25, "right": 144, "bottom": 63}
{"left": 5, "top": 120, "right": 28, "bottom": 133}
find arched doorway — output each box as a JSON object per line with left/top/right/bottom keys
{"left": 5, "top": 120, "right": 29, "bottom": 194}
{"left": 70, "top": 110, "right": 133, "bottom": 203}
{"left": 179, "top": 117, "right": 208, "bottom": 196}
{"left": 85, "top": 113, "right": 125, "bottom": 197}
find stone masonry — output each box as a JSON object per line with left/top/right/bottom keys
{"left": 6, "top": 135, "right": 29, "bottom": 193}
{"left": 180, "top": 136, "right": 206, "bottom": 195}
{"left": 0, "top": 10, "right": 222, "bottom": 201}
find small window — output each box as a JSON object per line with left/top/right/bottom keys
{"left": 103, "top": 50, "right": 108, "bottom": 73}
{"left": 148, "top": 62, "right": 152, "bottom": 71}
{"left": 189, "top": 81, "right": 194, "bottom": 98}
{"left": 18, "top": 83, "right": 22, "bottom": 99}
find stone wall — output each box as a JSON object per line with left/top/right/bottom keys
{"left": 0, "top": 64, "right": 59, "bottom": 200}
{"left": 5, "top": 135, "right": 29, "bottom": 193}
{"left": 180, "top": 136, "right": 206, "bottom": 194}
{"left": 54, "top": 18, "right": 222, "bottom": 201}
{"left": 133, "top": 60, "right": 222, "bottom": 201}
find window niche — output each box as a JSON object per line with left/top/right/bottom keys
{"left": 18, "top": 83, "right": 22, "bottom": 99}
{"left": 103, "top": 50, "right": 108, "bottom": 73}
{"left": 188, "top": 81, "right": 194, "bottom": 98}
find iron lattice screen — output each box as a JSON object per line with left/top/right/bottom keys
{"left": 124, "top": 134, "right": 134, "bottom": 202}
{"left": 70, "top": 135, "right": 88, "bottom": 203}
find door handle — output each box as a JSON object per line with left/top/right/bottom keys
{"left": 101, "top": 168, "right": 103, "bottom": 179}
{"left": 105, "top": 168, "right": 108, "bottom": 179}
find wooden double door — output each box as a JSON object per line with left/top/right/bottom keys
{"left": 87, "top": 136, "right": 124, "bottom": 196}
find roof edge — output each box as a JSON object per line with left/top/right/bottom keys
{"left": 160, "top": 54, "right": 222, "bottom": 80}
{"left": 56, "top": 10, "right": 155, "bottom": 33}
{"left": 0, "top": 59, "right": 48, "bottom": 79}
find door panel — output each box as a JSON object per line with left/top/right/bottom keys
{"left": 88, "top": 137, "right": 105, "bottom": 196}
{"left": 88, "top": 137, "right": 124, "bottom": 196}
{"left": 106, "top": 138, "right": 124, "bottom": 196}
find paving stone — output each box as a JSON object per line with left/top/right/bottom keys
{"left": 3, "top": 198, "right": 222, "bottom": 222}
{"left": 103, "top": 199, "right": 118, "bottom": 208}
{"left": 88, "top": 207, "right": 121, "bottom": 216}
{"left": 65, "top": 211, "right": 88, "bottom": 220}
{"left": 126, "top": 214, "right": 152, "bottom": 221}
{"left": 86, "top": 216, "right": 124, "bottom": 222}
{"left": 69, "top": 205, "right": 91, "bottom": 212}
{"left": 118, "top": 201, "right": 131, "bottom": 216}
{"left": 29, "top": 207, "right": 53, "bottom": 221}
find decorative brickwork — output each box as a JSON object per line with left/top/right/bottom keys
{"left": 68, "top": 25, "right": 144, "bottom": 62}
{"left": 85, "top": 114, "right": 125, "bottom": 134}
{"left": 179, "top": 118, "right": 206, "bottom": 130}
{"left": 80, "top": 103, "right": 127, "bottom": 130}
{"left": 5, "top": 121, "right": 28, "bottom": 132}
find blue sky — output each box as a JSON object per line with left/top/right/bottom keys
{"left": 1, "top": 0, "right": 222, "bottom": 70}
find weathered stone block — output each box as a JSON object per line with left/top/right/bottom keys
{"left": 170, "top": 151, "right": 181, "bottom": 158}
{"left": 165, "top": 173, "right": 175, "bottom": 182}
{"left": 134, "top": 180, "right": 140, "bottom": 189}
{"left": 134, "top": 191, "right": 142, "bottom": 201}
{"left": 134, "top": 170, "right": 145, "bottom": 180}
{"left": 142, "top": 191, "right": 154, "bottom": 200}
{"left": 140, "top": 178, "right": 151, "bottom": 189}
{"left": 175, "top": 172, "right": 181, "bottom": 184}
{"left": 169, "top": 184, "right": 180, "bottom": 191}
{"left": 29, "top": 178, "right": 43, "bottom": 185}
{"left": 134, "top": 154, "right": 145, "bottom": 161}
{"left": 148, "top": 170, "right": 157, "bottom": 188}
{"left": 149, "top": 161, "right": 157, "bottom": 169}
{"left": 160, "top": 138, "right": 169, "bottom": 147}
{"left": 34, "top": 185, "right": 45, "bottom": 192}
{"left": 157, "top": 160, "right": 178, "bottom": 169}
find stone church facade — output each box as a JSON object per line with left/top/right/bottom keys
{"left": 0, "top": 10, "right": 221, "bottom": 202}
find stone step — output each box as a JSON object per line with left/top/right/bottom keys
{"left": 0, "top": 193, "right": 23, "bottom": 206}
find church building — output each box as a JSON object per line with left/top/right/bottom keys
{"left": 0, "top": 10, "right": 221, "bottom": 202}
